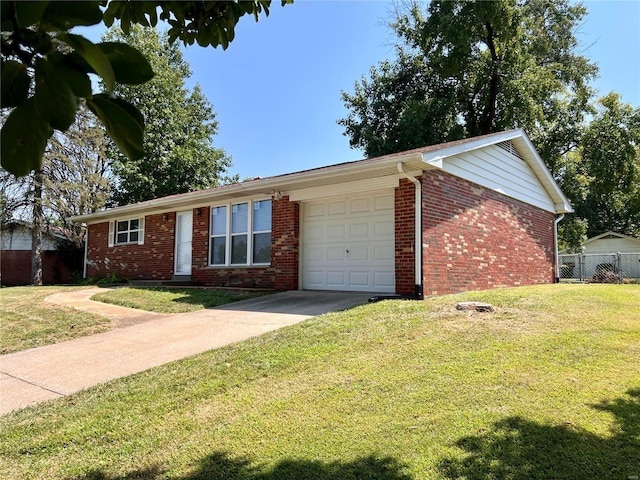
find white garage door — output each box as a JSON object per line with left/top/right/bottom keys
{"left": 302, "top": 191, "right": 395, "bottom": 292}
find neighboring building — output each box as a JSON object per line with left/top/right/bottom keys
{"left": 0, "top": 221, "right": 82, "bottom": 285}
{"left": 579, "top": 231, "right": 640, "bottom": 255}
{"left": 69, "top": 129, "right": 573, "bottom": 297}
{"left": 560, "top": 232, "right": 640, "bottom": 280}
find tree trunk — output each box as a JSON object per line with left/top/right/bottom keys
{"left": 31, "top": 169, "right": 44, "bottom": 286}
{"left": 480, "top": 21, "right": 500, "bottom": 135}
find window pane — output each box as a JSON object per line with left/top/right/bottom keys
{"left": 231, "top": 235, "right": 247, "bottom": 264}
{"left": 117, "top": 221, "right": 128, "bottom": 232}
{"left": 130, "top": 231, "right": 139, "bottom": 242}
{"left": 231, "top": 203, "right": 248, "bottom": 234}
{"left": 253, "top": 232, "right": 271, "bottom": 263}
{"left": 117, "top": 232, "right": 128, "bottom": 243}
{"left": 130, "top": 219, "right": 139, "bottom": 230}
{"left": 253, "top": 200, "right": 272, "bottom": 232}
{"left": 211, "top": 206, "right": 227, "bottom": 235}
{"left": 211, "top": 237, "right": 226, "bottom": 265}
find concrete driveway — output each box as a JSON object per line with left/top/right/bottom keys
{"left": 0, "top": 289, "right": 371, "bottom": 415}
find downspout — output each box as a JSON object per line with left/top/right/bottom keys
{"left": 397, "top": 162, "right": 424, "bottom": 299}
{"left": 82, "top": 225, "right": 89, "bottom": 279}
{"left": 554, "top": 214, "right": 565, "bottom": 283}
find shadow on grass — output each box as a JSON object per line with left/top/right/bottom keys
{"left": 79, "top": 454, "right": 412, "bottom": 480}
{"left": 439, "top": 388, "right": 640, "bottom": 480}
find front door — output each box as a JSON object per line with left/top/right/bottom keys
{"left": 174, "top": 211, "right": 193, "bottom": 275}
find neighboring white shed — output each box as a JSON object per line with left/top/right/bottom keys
{"left": 581, "top": 231, "right": 640, "bottom": 254}
{"left": 559, "top": 232, "right": 640, "bottom": 280}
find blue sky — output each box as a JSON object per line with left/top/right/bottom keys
{"left": 88, "top": 1, "right": 640, "bottom": 180}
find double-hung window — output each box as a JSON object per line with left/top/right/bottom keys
{"left": 210, "top": 199, "right": 271, "bottom": 266}
{"left": 109, "top": 218, "right": 144, "bottom": 246}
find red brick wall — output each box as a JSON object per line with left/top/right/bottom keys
{"left": 191, "top": 197, "right": 299, "bottom": 290}
{"left": 1, "top": 250, "right": 81, "bottom": 285}
{"left": 421, "top": 171, "right": 556, "bottom": 295}
{"left": 272, "top": 196, "right": 299, "bottom": 290}
{"left": 86, "top": 212, "right": 175, "bottom": 280}
{"left": 191, "top": 205, "right": 276, "bottom": 289}
{"left": 85, "top": 198, "right": 301, "bottom": 289}
{"left": 395, "top": 178, "right": 417, "bottom": 295}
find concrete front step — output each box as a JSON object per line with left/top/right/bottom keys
{"left": 128, "top": 279, "right": 200, "bottom": 287}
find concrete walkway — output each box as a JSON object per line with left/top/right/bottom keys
{"left": 0, "top": 288, "right": 371, "bottom": 415}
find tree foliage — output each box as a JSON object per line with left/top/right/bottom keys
{"left": 570, "top": 93, "right": 640, "bottom": 237}
{"left": 1, "top": 104, "right": 111, "bottom": 284}
{"left": 104, "top": 26, "right": 232, "bottom": 205}
{"left": 0, "top": 104, "right": 111, "bottom": 245}
{"left": 339, "top": 0, "right": 597, "bottom": 174}
{"left": 1, "top": 0, "right": 290, "bottom": 177}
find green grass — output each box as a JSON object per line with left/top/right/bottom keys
{"left": 90, "top": 287, "right": 271, "bottom": 313}
{"left": 0, "top": 286, "right": 111, "bottom": 355}
{"left": 1, "top": 284, "right": 638, "bottom": 479}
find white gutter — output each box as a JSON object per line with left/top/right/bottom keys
{"left": 397, "top": 162, "right": 423, "bottom": 299}
{"left": 554, "top": 214, "right": 565, "bottom": 281}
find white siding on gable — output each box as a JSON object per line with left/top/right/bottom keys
{"left": 1, "top": 227, "right": 60, "bottom": 251}
{"left": 440, "top": 145, "right": 556, "bottom": 213}
{"left": 584, "top": 237, "right": 640, "bottom": 254}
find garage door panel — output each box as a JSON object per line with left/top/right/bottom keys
{"left": 327, "top": 271, "right": 346, "bottom": 288}
{"left": 350, "top": 198, "right": 370, "bottom": 212}
{"left": 374, "top": 220, "right": 394, "bottom": 237}
{"left": 375, "top": 194, "right": 394, "bottom": 211}
{"left": 305, "top": 271, "right": 324, "bottom": 288}
{"left": 307, "top": 203, "right": 325, "bottom": 217}
{"left": 350, "top": 223, "right": 369, "bottom": 237}
{"left": 374, "top": 272, "right": 395, "bottom": 289}
{"left": 327, "top": 223, "right": 346, "bottom": 239}
{"left": 302, "top": 191, "right": 395, "bottom": 292}
{"left": 350, "top": 271, "right": 369, "bottom": 287}
{"left": 350, "top": 246, "right": 369, "bottom": 261}
{"left": 374, "top": 245, "right": 393, "bottom": 261}
{"left": 327, "top": 247, "right": 346, "bottom": 261}
{"left": 329, "top": 201, "right": 346, "bottom": 215}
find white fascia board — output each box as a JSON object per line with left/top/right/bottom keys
{"left": 421, "top": 130, "right": 524, "bottom": 165}
{"left": 68, "top": 152, "right": 425, "bottom": 224}
{"left": 584, "top": 231, "right": 640, "bottom": 245}
{"left": 513, "top": 133, "right": 574, "bottom": 214}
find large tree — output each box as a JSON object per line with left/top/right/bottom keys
{"left": 103, "top": 26, "right": 231, "bottom": 205}
{"left": 572, "top": 93, "right": 640, "bottom": 238}
{"left": 339, "top": 0, "right": 597, "bottom": 176}
{"left": 1, "top": 1, "right": 290, "bottom": 178}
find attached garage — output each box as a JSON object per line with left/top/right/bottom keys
{"left": 301, "top": 191, "right": 395, "bottom": 292}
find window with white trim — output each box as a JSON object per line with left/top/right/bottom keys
{"left": 210, "top": 200, "right": 271, "bottom": 266}
{"left": 108, "top": 217, "right": 145, "bottom": 247}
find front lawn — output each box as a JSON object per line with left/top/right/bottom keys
{"left": 1, "top": 286, "right": 272, "bottom": 354}
{"left": 90, "top": 287, "right": 271, "bottom": 313}
{"left": 0, "top": 286, "right": 111, "bottom": 355}
{"left": 1, "top": 284, "right": 638, "bottom": 479}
